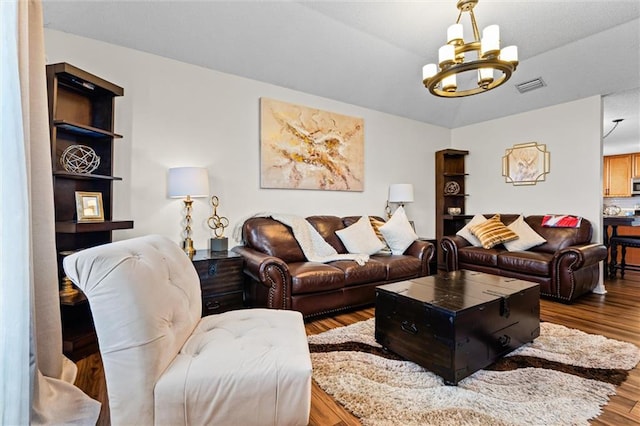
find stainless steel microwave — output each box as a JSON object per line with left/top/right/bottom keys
{"left": 632, "top": 178, "right": 640, "bottom": 195}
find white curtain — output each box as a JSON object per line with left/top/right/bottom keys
{"left": 0, "top": 0, "right": 100, "bottom": 424}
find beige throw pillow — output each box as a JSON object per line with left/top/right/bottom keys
{"left": 336, "top": 215, "right": 386, "bottom": 255}
{"left": 503, "top": 215, "right": 547, "bottom": 252}
{"left": 469, "top": 214, "right": 518, "bottom": 249}
{"left": 456, "top": 214, "right": 487, "bottom": 247}
{"left": 379, "top": 206, "right": 418, "bottom": 255}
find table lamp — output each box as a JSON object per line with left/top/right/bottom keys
{"left": 168, "top": 167, "right": 209, "bottom": 256}
{"left": 388, "top": 184, "right": 414, "bottom": 207}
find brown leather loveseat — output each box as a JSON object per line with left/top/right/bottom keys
{"left": 441, "top": 214, "right": 607, "bottom": 303}
{"left": 233, "top": 215, "right": 435, "bottom": 318}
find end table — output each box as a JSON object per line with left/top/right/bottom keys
{"left": 191, "top": 250, "right": 244, "bottom": 316}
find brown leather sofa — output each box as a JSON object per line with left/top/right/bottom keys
{"left": 232, "top": 215, "right": 435, "bottom": 318}
{"left": 440, "top": 214, "right": 607, "bottom": 303}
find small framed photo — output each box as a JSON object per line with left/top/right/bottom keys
{"left": 75, "top": 191, "right": 104, "bottom": 222}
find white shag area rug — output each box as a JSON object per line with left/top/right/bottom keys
{"left": 308, "top": 319, "right": 640, "bottom": 426}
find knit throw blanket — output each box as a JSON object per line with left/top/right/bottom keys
{"left": 269, "top": 214, "right": 369, "bottom": 266}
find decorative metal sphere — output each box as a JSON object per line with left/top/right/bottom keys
{"left": 60, "top": 144, "right": 101, "bottom": 174}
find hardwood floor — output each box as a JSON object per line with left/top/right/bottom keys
{"left": 76, "top": 274, "right": 640, "bottom": 425}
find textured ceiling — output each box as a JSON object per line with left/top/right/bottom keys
{"left": 42, "top": 1, "right": 640, "bottom": 151}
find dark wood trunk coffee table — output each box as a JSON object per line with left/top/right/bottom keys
{"left": 375, "top": 270, "right": 540, "bottom": 385}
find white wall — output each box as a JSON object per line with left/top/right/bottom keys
{"left": 43, "top": 30, "right": 604, "bottom": 254}
{"left": 44, "top": 29, "right": 450, "bottom": 250}
{"left": 452, "top": 96, "right": 603, "bottom": 242}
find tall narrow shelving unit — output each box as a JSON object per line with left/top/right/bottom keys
{"left": 435, "top": 149, "right": 470, "bottom": 270}
{"left": 46, "top": 62, "right": 133, "bottom": 360}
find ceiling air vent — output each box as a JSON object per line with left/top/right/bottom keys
{"left": 515, "top": 77, "right": 546, "bottom": 94}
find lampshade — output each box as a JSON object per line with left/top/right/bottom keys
{"left": 167, "top": 167, "right": 209, "bottom": 198}
{"left": 388, "top": 184, "right": 414, "bottom": 204}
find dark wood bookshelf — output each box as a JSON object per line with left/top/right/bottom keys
{"left": 435, "top": 149, "right": 469, "bottom": 269}
{"left": 47, "top": 62, "right": 132, "bottom": 360}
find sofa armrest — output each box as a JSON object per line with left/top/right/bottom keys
{"left": 232, "top": 246, "right": 292, "bottom": 310}
{"left": 552, "top": 243, "right": 608, "bottom": 270}
{"left": 551, "top": 243, "right": 608, "bottom": 301}
{"left": 441, "top": 236, "right": 471, "bottom": 272}
{"left": 405, "top": 240, "right": 435, "bottom": 275}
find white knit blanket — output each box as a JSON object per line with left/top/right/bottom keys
{"left": 269, "top": 214, "right": 369, "bottom": 266}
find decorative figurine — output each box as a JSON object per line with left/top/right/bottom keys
{"left": 207, "top": 195, "right": 230, "bottom": 251}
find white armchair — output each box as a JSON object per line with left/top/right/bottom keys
{"left": 63, "top": 235, "right": 312, "bottom": 426}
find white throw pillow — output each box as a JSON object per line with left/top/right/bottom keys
{"left": 456, "top": 214, "right": 487, "bottom": 247}
{"left": 503, "top": 215, "right": 547, "bottom": 252}
{"left": 336, "top": 215, "right": 386, "bottom": 255}
{"left": 379, "top": 206, "right": 418, "bottom": 255}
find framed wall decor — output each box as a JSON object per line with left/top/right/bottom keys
{"left": 502, "top": 142, "right": 550, "bottom": 186}
{"left": 75, "top": 191, "right": 104, "bottom": 222}
{"left": 260, "top": 98, "right": 364, "bottom": 191}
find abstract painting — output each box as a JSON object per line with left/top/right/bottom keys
{"left": 260, "top": 98, "right": 364, "bottom": 191}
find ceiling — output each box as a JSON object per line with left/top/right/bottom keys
{"left": 42, "top": 1, "right": 640, "bottom": 152}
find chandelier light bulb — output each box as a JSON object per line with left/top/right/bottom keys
{"left": 481, "top": 25, "right": 500, "bottom": 57}
{"left": 482, "top": 25, "right": 500, "bottom": 42}
{"left": 500, "top": 45, "right": 519, "bottom": 65}
{"left": 478, "top": 68, "right": 494, "bottom": 87}
{"left": 442, "top": 74, "right": 457, "bottom": 92}
{"left": 438, "top": 45, "right": 455, "bottom": 66}
{"left": 423, "top": 63, "right": 438, "bottom": 80}
{"left": 447, "top": 24, "right": 464, "bottom": 44}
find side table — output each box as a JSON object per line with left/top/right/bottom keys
{"left": 191, "top": 250, "right": 245, "bottom": 316}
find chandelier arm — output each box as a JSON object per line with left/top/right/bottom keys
{"left": 468, "top": 9, "right": 480, "bottom": 41}
{"left": 425, "top": 58, "right": 515, "bottom": 98}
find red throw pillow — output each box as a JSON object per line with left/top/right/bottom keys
{"left": 541, "top": 215, "right": 582, "bottom": 228}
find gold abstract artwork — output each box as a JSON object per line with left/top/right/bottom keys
{"left": 260, "top": 98, "right": 364, "bottom": 191}
{"left": 502, "top": 142, "right": 550, "bottom": 185}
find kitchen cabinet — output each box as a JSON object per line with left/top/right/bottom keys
{"left": 632, "top": 154, "right": 640, "bottom": 178}
{"left": 603, "top": 154, "right": 632, "bottom": 197}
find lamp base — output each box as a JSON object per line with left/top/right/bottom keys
{"left": 210, "top": 237, "right": 228, "bottom": 252}
{"left": 59, "top": 276, "right": 79, "bottom": 298}
{"left": 183, "top": 237, "right": 196, "bottom": 257}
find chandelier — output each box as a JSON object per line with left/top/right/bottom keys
{"left": 422, "top": 0, "right": 518, "bottom": 98}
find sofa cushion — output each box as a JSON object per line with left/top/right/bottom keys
{"left": 329, "top": 259, "right": 387, "bottom": 286}
{"left": 306, "top": 216, "right": 348, "bottom": 253}
{"left": 335, "top": 215, "right": 385, "bottom": 255}
{"left": 371, "top": 255, "right": 421, "bottom": 280}
{"left": 288, "top": 262, "right": 345, "bottom": 294}
{"left": 497, "top": 251, "right": 553, "bottom": 277}
{"left": 470, "top": 214, "right": 518, "bottom": 249}
{"left": 458, "top": 246, "right": 503, "bottom": 267}
{"left": 157, "top": 309, "right": 312, "bottom": 425}
{"left": 524, "top": 215, "right": 593, "bottom": 253}
{"left": 243, "top": 217, "right": 306, "bottom": 262}
{"left": 379, "top": 206, "right": 418, "bottom": 255}
{"left": 503, "top": 215, "right": 547, "bottom": 252}
{"left": 456, "top": 214, "right": 487, "bottom": 247}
